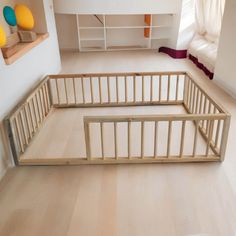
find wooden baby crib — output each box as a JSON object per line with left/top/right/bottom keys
{"left": 5, "top": 71, "right": 231, "bottom": 165}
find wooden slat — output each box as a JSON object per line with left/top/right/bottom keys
{"left": 141, "top": 121, "right": 144, "bottom": 159}
{"left": 116, "top": 76, "right": 119, "bottom": 103}
{"left": 179, "top": 120, "right": 186, "bottom": 157}
{"left": 142, "top": 76, "right": 145, "bottom": 102}
{"left": 205, "top": 120, "right": 214, "bottom": 156}
{"left": 193, "top": 120, "right": 200, "bottom": 157}
{"left": 19, "top": 111, "right": 28, "bottom": 145}
{"left": 159, "top": 76, "right": 162, "bottom": 101}
{"left": 81, "top": 77, "right": 85, "bottom": 104}
{"left": 150, "top": 76, "right": 153, "bottom": 102}
{"left": 107, "top": 77, "right": 110, "bottom": 103}
{"left": 64, "top": 79, "right": 69, "bottom": 104}
{"left": 167, "top": 121, "right": 172, "bottom": 157}
{"left": 14, "top": 117, "right": 24, "bottom": 153}
{"left": 73, "top": 78, "right": 77, "bottom": 104}
{"left": 90, "top": 77, "right": 94, "bottom": 104}
{"left": 154, "top": 121, "right": 158, "bottom": 158}
{"left": 27, "top": 101, "right": 35, "bottom": 134}
{"left": 100, "top": 122, "right": 104, "bottom": 159}
{"left": 133, "top": 75, "right": 136, "bottom": 103}
{"left": 167, "top": 75, "right": 170, "bottom": 101}
{"left": 125, "top": 76, "right": 128, "bottom": 103}
{"left": 114, "top": 122, "right": 118, "bottom": 159}
{"left": 55, "top": 79, "right": 60, "bottom": 104}
{"left": 84, "top": 122, "right": 91, "bottom": 160}
{"left": 23, "top": 105, "right": 32, "bottom": 139}
{"left": 214, "top": 119, "right": 221, "bottom": 148}
{"left": 175, "top": 75, "right": 179, "bottom": 101}
{"left": 128, "top": 121, "right": 131, "bottom": 159}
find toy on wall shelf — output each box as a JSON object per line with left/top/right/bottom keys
{"left": 3, "top": 6, "right": 17, "bottom": 32}
{"left": 0, "top": 25, "right": 7, "bottom": 48}
{"left": 14, "top": 4, "right": 36, "bottom": 43}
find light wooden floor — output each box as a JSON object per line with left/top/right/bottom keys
{"left": 1, "top": 50, "right": 236, "bottom": 236}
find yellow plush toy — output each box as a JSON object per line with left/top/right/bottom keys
{"left": 0, "top": 25, "right": 7, "bottom": 47}
{"left": 15, "top": 4, "right": 34, "bottom": 30}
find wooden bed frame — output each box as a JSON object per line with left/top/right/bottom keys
{"left": 5, "top": 71, "right": 231, "bottom": 165}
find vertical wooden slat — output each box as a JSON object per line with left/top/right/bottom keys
{"left": 193, "top": 120, "right": 199, "bottom": 157}
{"left": 14, "top": 117, "right": 24, "bottom": 153}
{"left": 114, "top": 122, "right": 118, "bottom": 159}
{"left": 194, "top": 88, "right": 200, "bottom": 114}
{"left": 19, "top": 111, "right": 28, "bottom": 145}
{"left": 167, "top": 75, "right": 170, "bottom": 101}
{"left": 32, "top": 97, "right": 39, "bottom": 129}
{"left": 154, "top": 121, "right": 158, "bottom": 158}
{"left": 90, "top": 77, "right": 94, "bottom": 104}
{"left": 107, "top": 76, "right": 110, "bottom": 103}
{"left": 199, "top": 92, "right": 203, "bottom": 114}
{"left": 142, "top": 75, "right": 145, "bottom": 102}
{"left": 84, "top": 121, "right": 91, "bottom": 160}
{"left": 28, "top": 101, "right": 35, "bottom": 134}
{"left": 189, "top": 80, "right": 193, "bottom": 112}
{"left": 100, "top": 122, "right": 104, "bottom": 159}
{"left": 191, "top": 84, "right": 196, "bottom": 113}
{"left": 24, "top": 105, "right": 32, "bottom": 139}
{"left": 175, "top": 75, "right": 179, "bottom": 101}
{"left": 159, "top": 76, "right": 162, "bottom": 101}
{"left": 167, "top": 121, "right": 172, "bottom": 157}
{"left": 81, "top": 77, "right": 85, "bottom": 104}
{"left": 150, "top": 76, "right": 153, "bottom": 102}
{"left": 141, "top": 121, "right": 144, "bottom": 159}
{"left": 219, "top": 115, "right": 231, "bottom": 161}
{"left": 206, "top": 102, "right": 212, "bottom": 135}
{"left": 35, "top": 92, "right": 42, "bottom": 122}
{"left": 116, "top": 76, "right": 119, "bottom": 103}
{"left": 64, "top": 79, "right": 69, "bottom": 104}
{"left": 133, "top": 75, "right": 136, "bottom": 103}
{"left": 214, "top": 119, "right": 221, "bottom": 148}
{"left": 179, "top": 120, "right": 186, "bottom": 157}
{"left": 73, "top": 77, "right": 77, "bottom": 104}
{"left": 205, "top": 120, "right": 214, "bottom": 157}
{"left": 128, "top": 121, "right": 131, "bottom": 159}
{"left": 125, "top": 76, "right": 128, "bottom": 103}
{"left": 42, "top": 85, "right": 48, "bottom": 114}
{"left": 39, "top": 89, "right": 45, "bottom": 118}
{"left": 46, "top": 81, "right": 51, "bottom": 109}
{"left": 98, "top": 77, "right": 102, "bottom": 104}
{"left": 55, "top": 79, "right": 60, "bottom": 104}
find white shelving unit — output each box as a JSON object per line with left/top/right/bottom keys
{"left": 73, "top": 14, "right": 174, "bottom": 51}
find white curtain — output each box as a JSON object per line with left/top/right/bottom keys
{"left": 195, "top": 0, "right": 225, "bottom": 42}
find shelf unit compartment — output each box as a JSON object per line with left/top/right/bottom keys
{"left": 80, "top": 40, "right": 105, "bottom": 51}
{"left": 152, "top": 14, "right": 173, "bottom": 27}
{"left": 78, "top": 14, "right": 105, "bottom": 28}
{"left": 105, "top": 14, "right": 148, "bottom": 28}
{"left": 151, "top": 27, "right": 171, "bottom": 39}
{"left": 106, "top": 28, "right": 149, "bottom": 49}
{"left": 79, "top": 28, "right": 105, "bottom": 40}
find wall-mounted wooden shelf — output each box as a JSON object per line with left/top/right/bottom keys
{"left": 3, "top": 33, "right": 49, "bottom": 65}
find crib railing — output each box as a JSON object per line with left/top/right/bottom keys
{"left": 5, "top": 71, "right": 230, "bottom": 164}
{"left": 48, "top": 72, "right": 186, "bottom": 107}
{"left": 83, "top": 113, "right": 229, "bottom": 163}
{"left": 183, "top": 73, "right": 231, "bottom": 161}
{"left": 5, "top": 78, "right": 52, "bottom": 164}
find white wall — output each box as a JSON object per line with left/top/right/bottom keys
{"left": 0, "top": 0, "right": 61, "bottom": 179}
{"left": 214, "top": 0, "right": 236, "bottom": 98}
{"left": 54, "top": 0, "right": 181, "bottom": 14}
